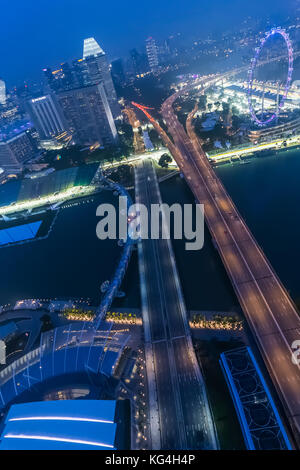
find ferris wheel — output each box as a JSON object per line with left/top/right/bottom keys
{"left": 247, "top": 27, "right": 294, "bottom": 126}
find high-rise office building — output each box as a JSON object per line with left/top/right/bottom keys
{"left": 44, "top": 39, "right": 120, "bottom": 120}
{"left": 43, "top": 67, "right": 65, "bottom": 93}
{"left": 60, "top": 62, "right": 77, "bottom": 90}
{"left": 111, "top": 58, "right": 125, "bottom": 86}
{"left": 42, "top": 39, "right": 120, "bottom": 148}
{"left": 146, "top": 37, "right": 159, "bottom": 72}
{"left": 0, "top": 80, "right": 6, "bottom": 106}
{"left": 129, "top": 49, "right": 145, "bottom": 77}
{"left": 166, "top": 33, "right": 182, "bottom": 56}
{"left": 44, "top": 62, "right": 87, "bottom": 92}
{"left": 0, "top": 131, "right": 38, "bottom": 172}
{"left": 56, "top": 83, "right": 118, "bottom": 147}
{"left": 71, "top": 59, "right": 90, "bottom": 88}
{"left": 82, "top": 37, "right": 120, "bottom": 118}
{"left": 0, "top": 99, "right": 21, "bottom": 126}
{"left": 27, "top": 94, "right": 68, "bottom": 140}
{"left": 83, "top": 37, "right": 104, "bottom": 58}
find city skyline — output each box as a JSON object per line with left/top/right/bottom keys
{"left": 2, "top": 0, "right": 295, "bottom": 85}
{"left": 0, "top": 0, "right": 300, "bottom": 454}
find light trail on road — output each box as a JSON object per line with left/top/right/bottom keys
{"left": 133, "top": 68, "right": 300, "bottom": 447}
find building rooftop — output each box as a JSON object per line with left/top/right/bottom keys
{"left": 83, "top": 37, "right": 104, "bottom": 59}
{"left": 0, "top": 400, "right": 117, "bottom": 450}
{"left": 0, "top": 120, "right": 33, "bottom": 143}
{"left": 0, "top": 221, "right": 42, "bottom": 245}
{"left": 0, "top": 163, "right": 99, "bottom": 208}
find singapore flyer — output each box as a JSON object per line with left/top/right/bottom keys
{"left": 247, "top": 27, "right": 293, "bottom": 127}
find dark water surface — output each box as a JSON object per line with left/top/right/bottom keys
{"left": 215, "top": 149, "right": 300, "bottom": 307}
{"left": 161, "top": 148, "right": 300, "bottom": 311}
{"left": 2, "top": 148, "right": 300, "bottom": 313}
{"left": 0, "top": 192, "right": 121, "bottom": 306}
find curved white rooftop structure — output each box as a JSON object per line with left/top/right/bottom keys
{"left": 0, "top": 400, "right": 117, "bottom": 449}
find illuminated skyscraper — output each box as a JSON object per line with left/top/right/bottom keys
{"left": 56, "top": 83, "right": 118, "bottom": 146}
{"left": 111, "top": 58, "right": 125, "bottom": 86}
{"left": 27, "top": 94, "right": 68, "bottom": 140}
{"left": 0, "top": 80, "right": 6, "bottom": 106}
{"left": 0, "top": 131, "right": 37, "bottom": 172}
{"left": 146, "top": 37, "right": 159, "bottom": 72}
{"left": 82, "top": 37, "right": 120, "bottom": 118}
{"left": 83, "top": 37, "right": 104, "bottom": 58}
{"left": 130, "top": 49, "right": 145, "bottom": 77}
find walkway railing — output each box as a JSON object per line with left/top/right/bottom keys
{"left": 93, "top": 174, "right": 135, "bottom": 330}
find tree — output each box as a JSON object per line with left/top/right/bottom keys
{"left": 158, "top": 153, "right": 172, "bottom": 168}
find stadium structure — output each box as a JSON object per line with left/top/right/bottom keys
{"left": 0, "top": 321, "right": 130, "bottom": 412}
{"left": 0, "top": 164, "right": 136, "bottom": 449}
{"left": 0, "top": 399, "right": 129, "bottom": 449}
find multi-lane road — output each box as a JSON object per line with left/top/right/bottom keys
{"left": 135, "top": 159, "right": 218, "bottom": 450}
{"left": 133, "top": 74, "right": 300, "bottom": 446}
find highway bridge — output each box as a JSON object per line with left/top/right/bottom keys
{"left": 135, "top": 159, "right": 218, "bottom": 449}
{"left": 133, "top": 74, "right": 300, "bottom": 447}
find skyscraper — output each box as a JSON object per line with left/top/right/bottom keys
{"left": 43, "top": 67, "right": 66, "bottom": 93}
{"left": 0, "top": 131, "right": 38, "bottom": 172}
{"left": 56, "top": 83, "right": 118, "bottom": 147}
{"left": 83, "top": 37, "right": 104, "bottom": 58}
{"left": 111, "top": 58, "right": 125, "bottom": 86}
{"left": 146, "top": 37, "right": 159, "bottom": 72}
{"left": 82, "top": 37, "right": 120, "bottom": 118}
{"left": 130, "top": 49, "right": 145, "bottom": 77}
{"left": 0, "top": 80, "right": 6, "bottom": 106}
{"left": 44, "top": 62, "right": 90, "bottom": 92}
{"left": 42, "top": 39, "right": 120, "bottom": 148}
{"left": 72, "top": 59, "right": 90, "bottom": 88}
{"left": 27, "top": 94, "right": 68, "bottom": 140}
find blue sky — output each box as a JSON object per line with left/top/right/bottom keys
{"left": 0, "top": 0, "right": 294, "bottom": 85}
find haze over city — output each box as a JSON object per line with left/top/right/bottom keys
{"left": 0, "top": 0, "right": 300, "bottom": 458}
{"left": 1, "top": 0, "right": 296, "bottom": 84}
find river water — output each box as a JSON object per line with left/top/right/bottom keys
{"left": 0, "top": 192, "right": 122, "bottom": 306}
{"left": 160, "top": 147, "right": 300, "bottom": 311}
{"left": 1, "top": 148, "right": 300, "bottom": 313}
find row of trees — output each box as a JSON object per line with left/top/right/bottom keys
{"left": 190, "top": 313, "right": 243, "bottom": 331}
{"left": 63, "top": 307, "right": 95, "bottom": 321}
{"left": 106, "top": 311, "right": 142, "bottom": 324}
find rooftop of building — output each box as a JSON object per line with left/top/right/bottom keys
{"left": 83, "top": 37, "right": 105, "bottom": 59}
{"left": 0, "top": 163, "right": 99, "bottom": 208}
{"left": 0, "top": 120, "right": 33, "bottom": 143}
{"left": 0, "top": 399, "right": 119, "bottom": 450}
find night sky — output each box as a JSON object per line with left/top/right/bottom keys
{"left": 0, "top": 0, "right": 295, "bottom": 86}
